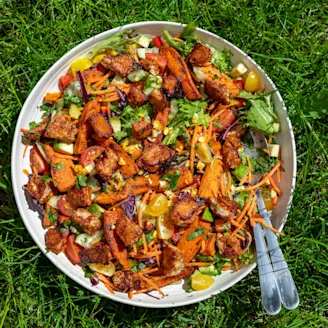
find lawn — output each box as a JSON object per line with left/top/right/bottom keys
{"left": 1, "top": 0, "right": 328, "bottom": 327}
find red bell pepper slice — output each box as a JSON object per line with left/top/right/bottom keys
{"left": 152, "top": 36, "right": 162, "bottom": 48}
{"left": 59, "top": 74, "right": 73, "bottom": 91}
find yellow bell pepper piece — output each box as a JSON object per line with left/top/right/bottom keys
{"left": 70, "top": 58, "right": 92, "bottom": 77}
{"left": 92, "top": 54, "right": 106, "bottom": 64}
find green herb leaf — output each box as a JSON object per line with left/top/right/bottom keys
{"left": 76, "top": 175, "right": 88, "bottom": 189}
{"left": 187, "top": 227, "right": 206, "bottom": 241}
{"left": 161, "top": 171, "right": 181, "bottom": 190}
{"left": 40, "top": 175, "right": 52, "bottom": 183}
{"left": 63, "top": 94, "right": 83, "bottom": 107}
{"left": 103, "top": 185, "right": 110, "bottom": 194}
{"left": 82, "top": 266, "right": 94, "bottom": 278}
{"left": 48, "top": 208, "right": 58, "bottom": 223}
{"left": 29, "top": 121, "right": 41, "bottom": 130}
{"left": 209, "top": 48, "right": 231, "bottom": 73}
{"left": 212, "top": 122, "right": 222, "bottom": 128}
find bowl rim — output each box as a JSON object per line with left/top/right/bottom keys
{"left": 11, "top": 21, "right": 296, "bottom": 308}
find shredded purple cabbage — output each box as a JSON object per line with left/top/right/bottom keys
{"left": 221, "top": 118, "right": 240, "bottom": 141}
{"left": 76, "top": 70, "right": 89, "bottom": 105}
{"left": 122, "top": 194, "right": 136, "bottom": 221}
{"left": 138, "top": 257, "right": 156, "bottom": 265}
{"left": 115, "top": 87, "right": 127, "bottom": 110}
{"left": 90, "top": 276, "right": 99, "bottom": 286}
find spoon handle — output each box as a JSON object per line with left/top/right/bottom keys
{"left": 253, "top": 222, "right": 281, "bottom": 315}
{"left": 256, "top": 190, "right": 299, "bottom": 310}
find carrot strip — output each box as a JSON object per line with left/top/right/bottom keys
{"left": 185, "top": 262, "right": 211, "bottom": 267}
{"left": 235, "top": 234, "right": 246, "bottom": 241}
{"left": 155, "top": 255, "right": 160, "bottom": 267}
{"left": 238, "top": 173, "right": 249, "bottom": 186}
{"left": 231, "top": 216, "right": 250, "bottom": 237}
{"left": 254, "top": 218, "right": 284, "bottom": 236}
{"left": 233, "top": 258, "right": 240, "bottom": 271}
{"left": 222, "top": 265, "right": 232, "bottom": 271}
{"left": 230, "top": 219, "right": 241, "bottom": 228}
{"left": 22, "top": 169, "right": 30, "bottom": 176}
{"left": 20, "top": 128, "right": 29, "bottom": 133}
{"left": 148, "top": 240, "right": 156, "bottom": 249}
{"left": 133, "top": 243, "right": 137, "bottom": 253}
{"left": 206, "top": 123, "right": 213, "bottom": 143}
{"left": 269, "top": 176, "right": 282, "bottom": 196}
{"left": 23, "top": 142, "right": 29, "bottom": 158}
{"left": 138, "top": 275, "right": 164, "bottom": 296}
{"left": 243, "top": 162, "right": 282, "bottom": 191}
{"left": 128, "top": 251, "right": 162, "bottom": 259}
{"left": 247, "top": 196, "right": 257, "bottom": 217}
{"left": 189, "top": 124, "right": 198, "bottom": 173}
{"left": 173, "top": 37, "right": 184, "bottom": 42}
{"left": 277, "top": 166, "right": 281, "bottom": 182}
{"left": 139, "top": 267, "right": 159, "bottom": 275}
{"left": 268, "top": 136, "right": 272, "bottom": 145}
{"left": 208, "top": 100, "right": 218, "bottom": 111}
{"left": 32, "top": 166, "right": 38, "bottom": 176}
{"left": 141, "top": 233, "right": 149, "bottom": 254}
{"left": 209, "top": 107, "right": 226, "bottom": 122}
{"left": 272, "top": 196, "right": 278, "bottom": 206}
{"left": 53, "top": 152, "right": 80, "bottom": 161}
{"left": 263, "top": 149, "right": 271, "bottom": 155}
{"left": 95, "top": 272, "right": 115, "bottom": 294}
{"left": 89, "top": 88, "right": 115, "bottom": 95}
{"left": 138, "top": 190, "right": 153, "bottom": 227}
{"left": 235, "top": 191, "right": 254, "bottom": 223}
{"left": 128, "top": 288, "right": 133, "bottom": 299}
{"left": 93, "top": 72, "right": 111, "bottom": 89}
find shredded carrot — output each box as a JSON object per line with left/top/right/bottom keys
{"left": 250, "top": 216, "right": 255, "bottom": 227}
{"left": 268, "top": 136, "right": 272, "bottom": 144}
{"left": 243, "top": 162, "right": 282, "bottom": 191}
{"left": 173, "top": 37, "right": 184, "bottom": 42}
{"left": 185, "top": 262, "right": 211, "bottom": 267}
{"left": 100, "top": 94, "right": 121, "bottom": 103}
{"left": 209, "top": 106, "right": 226, "bottom": 122}
{"left": 238, "top": 173, "right": 250, "bottom": 186}
{"left": 89, "top": 88, "right": 115, "bottom": 95}
{"left": 20, "top": 128, "right": 29, "bottom": 133}
{"left": 141, "top": 233, "right": 149, "bottom": 253}
{"left": 206, "top": 123, "right": 213, "bottom": 143}
{"left": 173, "top": 32, "right": 182, "bottom": 38}
{"left": 133, "top": 243, "right": 137, "bottom": 253}
{"left": 155, "top": 255, "right": 160, "bottom": 267}
{"left": 22, "top": 169, "right": 30, "bottom": 176}
{"left": 129, "top": 251, "right": 162, "bottom": 259}
{"left": 148, "top": 240, "right": 156, "bottom": 249}
{"left": 233, "top": 258, "right": 240, "bottom": 271}
{"left": 139, "top": 267, "right": 159, "bottom": 275}
{"left": 247, "top": 196, "right": 257, "bottom": 218}
{"left": 246, "top": 155, "right": 252, "bottom": 183}
{"left": 93, "top": 72, "right": 111, "bottom": 89}
{"left": 32, "top": 166, "right": 38, "bottom": 176}
{"left": 23, "top": 143, "right": 29, "bottom": 158}
{"left": 263, "top": 148, "right": 271, "bottom": 155}
{"left": 235, "top": 191, "right": 254, "bottom": 223}
{"left": 277, "top": 165, "right": 281, "bottom": 182}
{"left": 219, "top": 173, "right": 226, "bottom": 196}
{"left": 269, "top": 176, "right": 282, "bottom": 195}
{"left": 54, "top": 152, "right": 80, "bottom": 161}
{"left": 230, "top": 219, "right": 241, "bottom": 228}
{"left": 95, "top": 272, "right": 115, "bottom": 294}
{"left": 272, "top": 196, "right": 278, "bottom": 206}
{"left": 235, "top": 233, "right": 246, "bottom": 241}
{"left": 254, "top": 218, "right": 284, "bottom": 236}
{"left": 181, "top": 183, "right": 197, "bottom": 192}
{"left": 222, "top": 265, "right": 232, "bottom": 271}
{"left": 231, "top": 216, "right": 250, "bottom": 236}
{"left": 189, "top": 124, "right": 199, "bottom": 173}
{"left": 108, "top": 197, "right": 130, "bottom": 210}
{"left": 138, "top": 275, "right": 164, "bottom": 296}
{"left": 138, "top": 190, "right": 153, "bottom": 227}
{"left": 128, "top": 287, "right": 133, "bottom": 299}
{"left": 208, "top": 100, "right": 219, "bottom": 111}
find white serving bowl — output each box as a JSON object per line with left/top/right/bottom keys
{"left": 11, "top": 21, "right": 296, "bottom": 308}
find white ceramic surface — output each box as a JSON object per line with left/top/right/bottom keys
{"left": 11, "top": 21, "right": 296, "bottom": 308}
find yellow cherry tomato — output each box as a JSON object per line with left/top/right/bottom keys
{"left": 70, "top": 58, "right": 92, "bottom": 77}
{"left": 191, "top": 271, "right": 215, "bottom": 291}
{"left": 156, "top": 214, "right": 174, "bottom": 240}
{"left": 244, "top": 71, "right": 260, "bottom": 92}
{"left": 145, "top": 194, "right": 169, "bottom": 217}
{"left": 92, "top": 54, "right": 106, "bottom": 64}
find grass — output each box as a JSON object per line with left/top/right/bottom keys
{"left": 0, "top": 0, "right": 328, "bottom": 327}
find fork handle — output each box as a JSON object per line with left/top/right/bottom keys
{"left": 253, "top": 223, "right": 281, "bottom": 315}
{"left": 256, "top": 190, "right": 299, "bottom": 310}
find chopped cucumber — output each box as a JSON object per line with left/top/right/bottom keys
{"left": 193, "top": 67, "right": 207, "bottom": 82}
{"left": 35, "top": 141, "right": 50, "bottom": 164}
{"left": 144, "top": 74, "right": 162, "bottom": 90}
{"left": 53, "top": 141, "right": 74, "bottom": 155}
{"left": 136, "top": 34, "right": 152, "bottom": 48}
{"left": 75, "top": 230, "right": 103, "bottom": 248}
{"left": 137, "top": 48, "right": 146, "bottom": 59}
{"left": 231, "top": 62, "right": 248, "bottom": 78}
{"left": 273, "top": 122, "right": 280, "bottom": 133}
{"left": 199, "top": 264, "right": 219, "bottom": 276}
{"left": 127, "top": 69, "right": 148, "bottom": 82}
{"left": 69, "top": 103, "right": 81, "bottom": 119}
{"left": 84, "top": 162, "right": 96, "bottom": 175}
{"left": 88, "top": 203, "right": 105, "bottom": 218}
{"left": 86, "top": 175, "right": 101, "bottom": 189}
{"left": 47, "top": 195, "right": 61, "bottom": 209}
{"left": 268, "top": 144, "right": 280, "bottom": 157}
{"left": 143, "top": 87, "right": 154, "bottom": 96}
{"left": 88, "top": 262, "right": 115, "bottom": 277}
{"left": 110, "top": 119, "right": 121, "bottom": 133}
{"left": 111, "top": 75, "right": 125, "bottom": 84}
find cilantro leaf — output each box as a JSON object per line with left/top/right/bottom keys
{"left": 161, "top": 171, "right": 181, "bottom": 190}
{"left": 29, "top": 121, "right": 41, "bottom": 130}
{"left": 48, "top": 208, "right": 58, "bottom": 223}
{"left": 63, "top": 94, "right": 82, "bottom": 107}
{"left": 187, "top": 227, "right": 205, "bottom": 241}
{"left": 76, "top": 175, "right": 88, "bottom": 189}
{"left": 208, "top": 47, "right": 231, "bottom": 73}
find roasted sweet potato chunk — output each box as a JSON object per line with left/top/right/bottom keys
{"left": 89, "top": 114, "right": 113, "bottom": 138}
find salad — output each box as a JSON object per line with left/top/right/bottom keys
{"left": 21, "top": 23, "right": 283, "bottom": 298}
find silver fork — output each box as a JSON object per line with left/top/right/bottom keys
{"left": 249, "top": 132, "right": 299, "bottom": 313}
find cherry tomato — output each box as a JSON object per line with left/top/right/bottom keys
{"left": 145, "top": 194, "right": 169, "bottom": 217}
{"left": 30, "top": 146, "right": 50, "bottom": 174}
{"left": 212, "top": 109, "right": 235, "bottom": 133}
{"left": 244, "top": 71, "right": 260, "bottom": 92}
{"left": 152, "top": 36, "right": 162, "bottom": 48}
{"left": 80, "top": 145, "right": 105, "bottom": 167}
{"left": 66, "top": 234, "right": 82, "bottom": 265}
{"left": 58, "top": 195, "right": 76, "bottom": 217}
{"left": 233, "top": 79, "right": 245, "bottom": 90}
{"left": 59, "top": 74, "right": 73, "bottom": 91}
{"left": 145, "top": 53, "right": 167, "bottom": 73}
